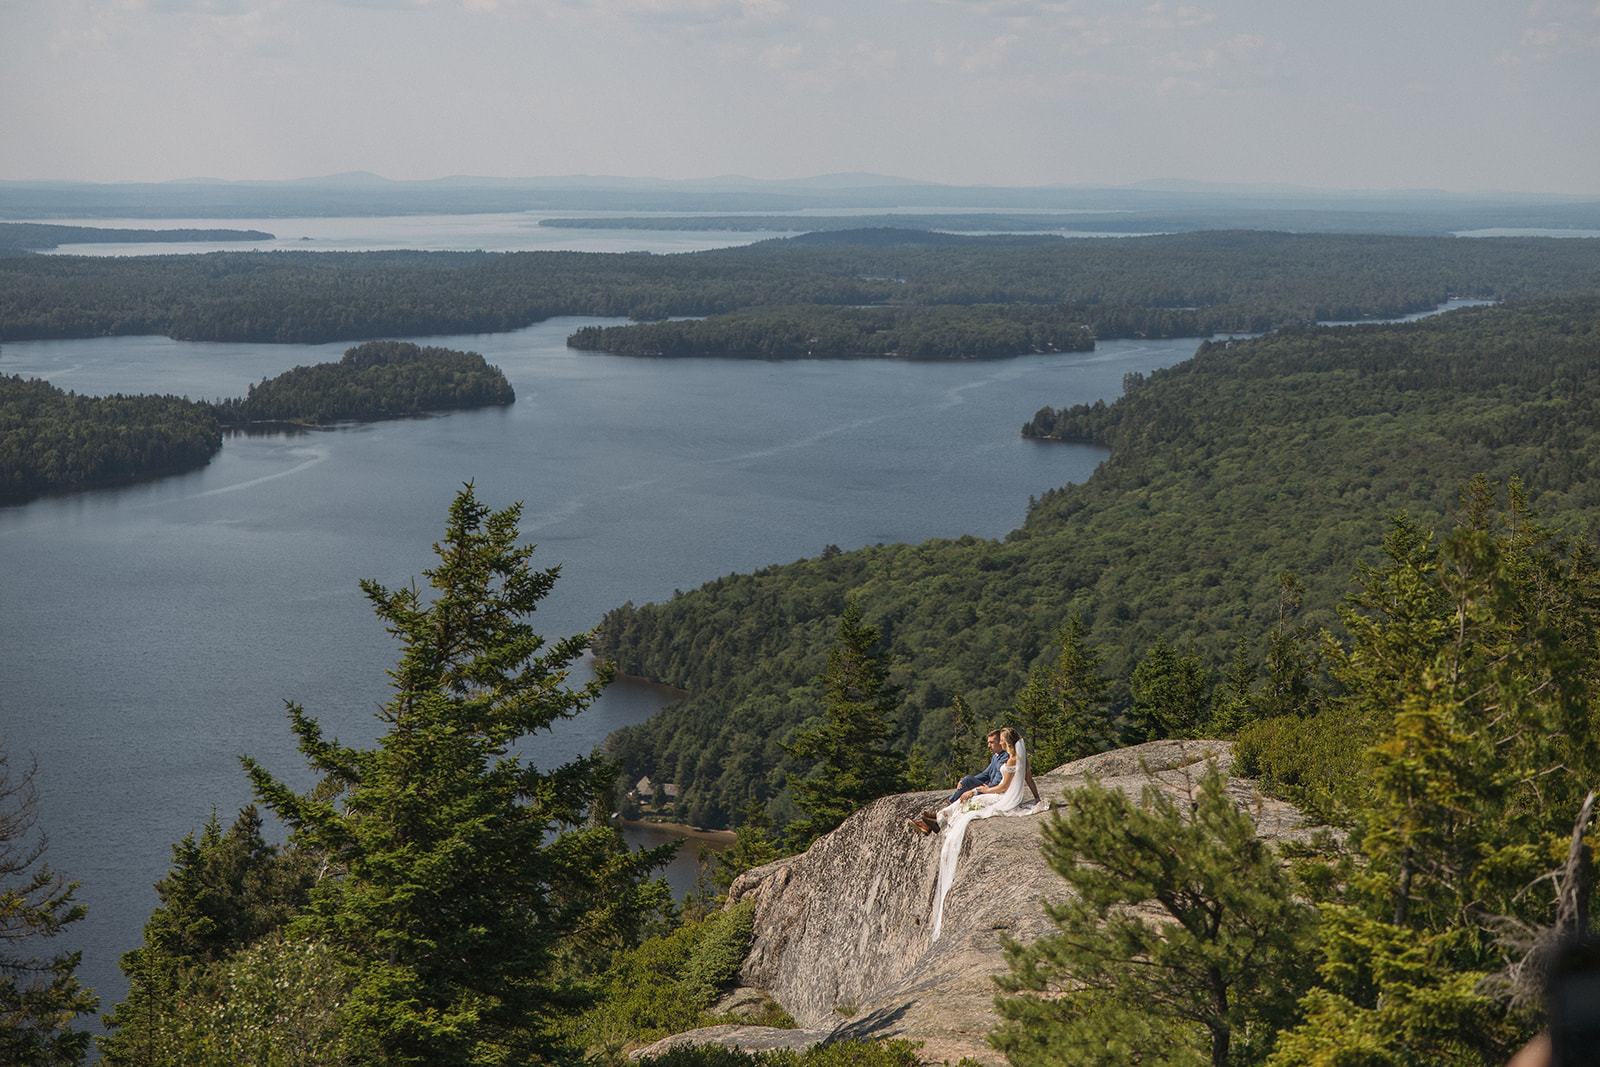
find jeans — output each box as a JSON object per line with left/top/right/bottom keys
{"left": 948, "top": 774, "right": 988, "bottom": 805}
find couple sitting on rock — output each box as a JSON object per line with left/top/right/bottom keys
{"left": 909, "top": 726, "right": 1040, "bottom": 836}
{"left": 911, "top": 726, "right": 1047, "bottom": 941}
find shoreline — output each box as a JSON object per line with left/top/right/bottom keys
{"left": 618, "top": 818, "right": 736, "bottom": 843}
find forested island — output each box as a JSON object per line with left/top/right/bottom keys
{"left": 212, "top": 340, "right": 514, "bottom": 426}
{"left": 3, "top": 230, "right": 1599, "bottom": 345}
{"left": 0, "top": 222, "right": 273, "bottom": 253}
{"left": 0, "top": 341, "right": 511, "bottom": 499}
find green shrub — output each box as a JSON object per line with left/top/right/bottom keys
{"left": 567, "top": 900, "right": 767, "bottom": 1052}
{"left": 1233, "top": 709, "right": 1374, "bottom": 823}
{"left": 636, "top": 1038, "right": 923, "bottom": 1067}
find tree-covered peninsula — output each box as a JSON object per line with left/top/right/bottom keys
{"left": 594, "top": 296, "right": 1600, "bottom": 829}
{"left": 0, "top": 341, "right": 512, "bottom": 499}
{"left": 567, "top": 303, "right": 1098, "bottom": 359}
{"left": 0, "top": 375, "right": 221, "bottom": 500}
{"left": 2, "top": 230, "right": 1598, "bottom": 345}
{"left": 0, "top": 222, "right": 273, "bottom": 253}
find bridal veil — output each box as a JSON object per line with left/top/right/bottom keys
{"left": 929, "top": 736, "right": 1037, "bottom": 941}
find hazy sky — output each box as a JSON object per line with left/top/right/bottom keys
{"left": 4, "top": 0, "right": 1597, "bottom": 193}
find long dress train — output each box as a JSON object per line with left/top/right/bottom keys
{"left": 929, "top": 738, "right": 1039, "bottom": 942}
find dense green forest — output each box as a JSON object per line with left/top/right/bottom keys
{"left": 3, "top": 231, "right": 1599, "bottom": 345}
{"left": 0, "top": 342, "right": 511, "bottom": 499}
{"left": 0, "top": 222, "right": 273, "bottom": 253}
{"left": 568, "top": 304, "right": 1099, "bottom": 359}
{"left": 0, "top": 376, "right": 223, "bottom": 499}
{"left": 595, "top": 296, "right": 1600, "bottom": 828}
{"left": 212, "top": 340, "right": 514, "bottom": 425}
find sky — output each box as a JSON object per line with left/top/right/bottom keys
{"left": 2, "top": 0, "right": 1598, "bottom": 194}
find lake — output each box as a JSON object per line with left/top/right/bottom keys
{"left": 27, "top": 211, "right": 798, "bottom": 257}
{"left": 0, "top": 303, "right": 1206, "bottom": 1019}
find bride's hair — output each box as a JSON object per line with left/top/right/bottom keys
{"left": 998, "top": 726, "right": 1022, "bottom": 754}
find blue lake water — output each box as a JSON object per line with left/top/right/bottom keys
{"left": 26, "top": 211, "right": 795, "bottom": 256}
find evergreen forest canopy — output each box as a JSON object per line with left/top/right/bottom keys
{"left": 0, "top": 341, "right": 511, "bottom": 500}
{"left": 567, "top": 304, "right": 1099, "bottom": 360}
{"left": 3, "top": 230, "right": 1600, "bottom": 346}
{"left": 595, "top": 296, "right": 1600, "bottom": 830}
{"left": 211, "top": 340, "right": 514, "bottom": 426}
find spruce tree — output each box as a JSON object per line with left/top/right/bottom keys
{"left": 0, "top": 750, "right": 97, "bottom": 1067}
{"left": 1013, "top": 611, "right": 1113, "bottom": 771}
{"left": 241, "top": 484, "right": 672, "bottom": 1066}
{"left": 1128, "top": 636, "right": 1214, "bottom": 742}
{"left": 783, "top": 600, "right": 906, "bottom": 849}
{"left": 1271, "top": 480, "right": 1600, "bottom": 1066}
{"left": 101, "top": 805, "right": 316, "bottom": 1064}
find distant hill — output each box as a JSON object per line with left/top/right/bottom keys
{"left": 3, "top": 174, "right": 1597, "bottom": 234}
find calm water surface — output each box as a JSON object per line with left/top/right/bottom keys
{"left": 1, "top": 312, "right": 1203, "bottom": 1017}
{"left": 29, "top": 212, "right": 791, "bottom": 256}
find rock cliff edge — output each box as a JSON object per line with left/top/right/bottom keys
{"left": 637, "top": 740, "right": 1318, "bottom": 1065}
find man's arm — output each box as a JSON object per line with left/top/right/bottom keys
{"left": 982, "top": 752, "right": 1006, "bottom": 785}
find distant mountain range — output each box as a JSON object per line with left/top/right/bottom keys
{"left": 2, "top": 173, "right": 1597, "bottom": 235}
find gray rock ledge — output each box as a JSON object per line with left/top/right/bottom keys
{"left": 669, "top": 739, "right": 1318, "bottom": 1065}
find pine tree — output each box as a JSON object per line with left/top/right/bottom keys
{"left": 712, "top": 800, "right": 784, "bottom": 893}
{"left": 992, "top": 765, "right": 1317, "bottom": 1067}
{"left": 1013, "top": 611, "right": 1113, "bottom": 770}
{"left": 240, "top": 484, "right": 673, "bottom": 1066}
{"left": 783, "top": 600, "right": 907, "bottom": 849}
{"left": 101, "top": 805, "right": 316, "bottom": 1064}
{"left": 1271, "top": 480, "right": 1600, "bottom": 1066}
{"left": 0, "top": 750, "right": 98, "bottom": 1067}
{"left": 1129, "top": 636, "right": 1214, "bottom": 742}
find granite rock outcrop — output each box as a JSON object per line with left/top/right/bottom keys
{"left": 641, "top": 740, "right": 1317, "bottom": 1064}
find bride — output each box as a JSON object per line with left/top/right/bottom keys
{"left": 911, "top": 727, "right": 1043, "bottom": 941}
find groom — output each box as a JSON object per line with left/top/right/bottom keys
{"left": 946, "top": 729, "right": 1008, "bottom": 805}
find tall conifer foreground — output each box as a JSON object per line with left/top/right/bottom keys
{"left": 1260, "top": 481, "right": 1600, "bottom": 1066}
{"left": 232, "top": 484, "right": 673, "bottom": 1065}
{"left": 782, "top": 600, "right": 908, "bottom": 849}
{"left": 992, "top": 766, "right": 1318, "bottom": 1067}
{"left": 0, "top": 751, "right": 98, "bottom": 1066}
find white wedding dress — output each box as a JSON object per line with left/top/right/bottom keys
{"left": 929, "top": 738, "right": 1040, "bottom": 942}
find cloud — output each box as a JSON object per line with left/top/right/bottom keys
{"left": 959, "top": 33, "right": 1019, "bottom": 72}
{"left": 1138, "top": 3, "right": 1215, "bottom": 30}
{"left": 467, "top": 0, "right": 792, "bottom": 23}
{"left": 1503, "top": 0, "right": 1600, "bottom": 60}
